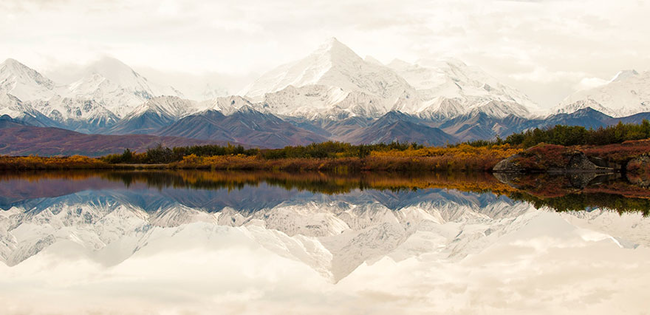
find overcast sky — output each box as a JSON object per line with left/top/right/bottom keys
{"left": 1, "top": 0, "right": 648, "bottom": 108}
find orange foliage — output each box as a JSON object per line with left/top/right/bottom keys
{"left": 171, "top": 145, "right": 522, "bottom": 173}
{"left": 0, "top": 155, "right": 110, "bottom": 170}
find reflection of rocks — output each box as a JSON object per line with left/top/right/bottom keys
{"left": 494, "top": 171, "right": 619, "bottom": 191}
{"left": 567, "top": 172, "right": 617, "bottom": 189}
{"left": 626, "top": 155, "right": 650, "bottom": 187}
{"left": 492, "top": 171, "right": 525, "bottom": 189}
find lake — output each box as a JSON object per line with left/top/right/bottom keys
{"left": 0, "top": 170, "right": 648, "bottom": 314}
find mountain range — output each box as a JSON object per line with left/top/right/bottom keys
{"left": 2, "top": 38, "right": 650, "bottom": 155}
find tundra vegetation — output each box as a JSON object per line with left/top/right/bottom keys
{"left": 0, "top": 120, "right": 648, "bottom": 172}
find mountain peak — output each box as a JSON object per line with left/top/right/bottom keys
{"left": 376, "top": 110, "right": 416, "bottom": 125}
{"left": 236, "top": 103, "right": 261, "bottom": 114}
{"left": 1, "top": 58, "right": 39, "bottom": 75}
{"left": 312, "top": 37, "right": 360, "bottom": 62}
{"left": 0, "top": 58, "right": 56, "bottom": 98}
{"left": 2, "top": 58, "right": 22, "bottom": 67}
{"left": 611, "top": 69, "right": 639, "bottom": 82}
{"left": 559, "top": 69, "right": 649, "bottom": 117}
{"left": 319, "top": 37, "right": 343, "bottom": 49}
{"left": 84, "top": 56, "right": 141, "bottom": 84}
{"left": 241, "top": 38, "right": 366, "bottom": 98}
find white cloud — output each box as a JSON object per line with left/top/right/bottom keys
{"left": 575, "top": 77, "right": 610, "bottom": 91}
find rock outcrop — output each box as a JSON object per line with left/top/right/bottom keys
{"left": 492, "top": 155, "right": 524, "bottom": 173}
{"left": 493, "top": 145, "right": 613, "bottom": 173}
{"left": 566, "top": 152, "right": 603, "bottom": 171}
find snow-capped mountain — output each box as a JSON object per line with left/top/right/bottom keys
{"left": 240, "top": 38, "right": 539, "bottom": 120}
{"left": 242, "top": 38, "right": 409, "bottom": 98}
{"left": 59, "top": 57, "right": 184, "bottom": 118}
{"left": 241, "top": 38, "right": 419, "bottom": 118}
{"left": 0, "top": 93, "right": 29, "bottom": 118}
{"left": 123, "top": 96, "right": 198, "bottom": 120}
{"left": 0, "top": 59, "right": 60, "bottom": 121}
{"left": 0, "top": 57, "right": 186, "bottom": 133}
{"left": 0, "top": 58, "right": 56, "bottom": 102}
{"left": 387, "top": 58, "right": 542, "bottom": 119}
{"left": 556, "top": 70, "right": 650, "bottom": 117}
{"left": 202, "top": 95, "right": 256, "bottom": 115}
{"left": 106, "top": 96, "right": 199, "bottom": 134}
{"left": 4, "top": 39, "right": 650, "bottom": 147}
{"left": 26, "top": 96, "right": 119, "bottom": 132}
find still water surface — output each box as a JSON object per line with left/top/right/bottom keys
{"left": 0, "top": 171, "right": 648, "bottom": 314}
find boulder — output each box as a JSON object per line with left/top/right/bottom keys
{"left": 566, "top": 152, "right": 602, "bottom": 171}
{"left": 493, "top": 150, "right": 613, "bottom": 173}
{"left": 493, "top": 155, "right": 524, "bottom": 173}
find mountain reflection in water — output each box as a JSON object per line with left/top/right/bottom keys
{"left": 0, "top": 170, "right": 648, "bottom": 315}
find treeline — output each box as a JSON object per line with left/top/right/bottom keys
{"left": 100, "top": 141, "right": 426, "bottom": 164}
{"left": 507, "top": 120, "right": 648, "bottom": 148}
{"left": 261, "top": 141, "right": 423, "bottom": 159}
{"left": 456, "top": 120, "right": 650, "bottom": 148}
{"left": 100, "top": 143, "right": 258, "bottom": 164}
{"left": 90, "top": 120, "right": 650, "bottom": 171}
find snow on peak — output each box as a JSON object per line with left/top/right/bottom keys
{"left": 57, "top": 57, "right": 185, "bottom": 118}
{"left": 78, "top": 56, "right": 182, "bottom": 97}
{"left": 124, "top": 95, "right": 198, "bottom": 119}
{"left": 236, "top": 103, "right": 260, "bottom": 114}
{"left": 240, "top": 39, "right": 351, "bottom": 99}
{"left": 313, "top": 37, "right": 361, "bottom": 62}
{"left": 0, "top": 58, "right": 56, "bottom": 101}
{"left": 239, "top": 38, "right": 540, "bottom": 119}
{"left": 241, "top": 38, "right": 418, "bottom": 118}
{"left": 364, "top": 55, "right": 383, "bottom": 66}
{"left": 198, "top": 95, "right": 255, "bottom": 115}
{"left": 82, "top": 56, "right": 147, "bottom": 88}
{"left": 2, "top": 58, "right": 27, "bottom": 71}
{"left": 387, "top": 58, "right": 541, "bottom": 118}
{"left": 557, "top": 70, "right": 650, "bottom": 117}
{"left": 611, "top": 69, "right": 639, "bottom": 82}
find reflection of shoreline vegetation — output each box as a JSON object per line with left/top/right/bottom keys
{"left": 510, "top": 191, "right": 650, "bottom": 217}
{"left": 1, "top": 170, "right": 649, "bottom": 216}
{"left": 13, "top": 170, "right": 516, "bottom": 195}
{"left": 496, "top": 173, "right": 650, "bottom": 216}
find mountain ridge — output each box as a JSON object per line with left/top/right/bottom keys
{"left": 2, "top": 39, "right": 650, "bottom": 149}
